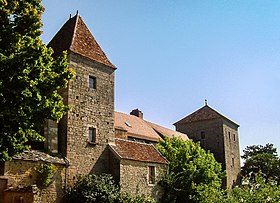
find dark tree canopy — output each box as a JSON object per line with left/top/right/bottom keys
{"left": 241, "top": 143, "right": 280, "bottom": 184}
{"left": 0, "top": 0, "right": 74, "bottom": 160}
{"left": 156, "top": 136, "right": 224, "bottom": 203}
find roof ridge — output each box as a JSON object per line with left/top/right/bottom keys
{"left": 69, "top": 14, "right": 79, "bottom": 51}
{"left": 173, "top": 105, "right": 239, "bottom": 126}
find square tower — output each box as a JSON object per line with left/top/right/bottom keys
{"left": 174, "top": 104, "right": 241, "bottom": 188}
{"left": 48, "top": 14, "right": 116, "bottom": 183}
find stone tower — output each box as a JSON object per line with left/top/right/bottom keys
{"left": 48, "top": 14, "right": 116, "bottom": 183}
{"left": 174, "top": 104, "right": 241, "bottom": 188}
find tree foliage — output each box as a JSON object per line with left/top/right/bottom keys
{"left": 0, "top": 0, "right": 74, "bottom": 160}
{"left": 156, "top": 136, "right": 224, "bottom": 203}
{"left": 66, "top": 174, "right": 120, "bottom": 203}
{"left": 241, "top": 143, "right": 280, "bottom": 184}
{"left": 199, "top": 174, "right": 280, "bottom": 203}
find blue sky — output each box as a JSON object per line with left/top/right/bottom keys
{"left": 41, "top": 1, "right": 280, "bottom": 154}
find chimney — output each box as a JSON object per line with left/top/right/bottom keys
{"left": 130, "top": 109, "right": 143, "bottom": 119}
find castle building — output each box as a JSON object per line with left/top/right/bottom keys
{"left": 0, "top": 14, "right": 240, "bottom": 203}
{"left": 174, "top": 103, "right": 241, "bottom": 188}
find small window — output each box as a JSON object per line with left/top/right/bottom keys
{"left": 89, "top": 76, "right": 96, "bottom": 89}
{"left": 233, "top": 134, "right": 236, "bottom": 141}
{"left": 232, "top": 158, "right": 235, "bottom": 167}
{"left": 201, "top": 131, "right": 205, "bottom": 139}
{"left": 89, "top": 127, "right": 96, "bottom": 143}
{"left": 148, "top": 166, "right": 155, "bottom": 184}
{"left": 228, "top": 132, "right": 231, "bottom": 140}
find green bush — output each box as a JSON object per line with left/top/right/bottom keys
{"left": 65, "top": 174, "right": 119, "bottom": 203}
{"left": 119, "top": 193, "right": 156, "bottom": 203}
{"left": 65, "top": 174, "right": 156, "bottom": 203}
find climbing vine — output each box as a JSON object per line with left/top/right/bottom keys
{"left": 36, "top": 163, "right": 57, "bottom": 187}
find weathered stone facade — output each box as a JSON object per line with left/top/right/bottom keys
{"left": 58, "top": 52, "right": 115, "bottom": 185}
{"left": 174, "top": 105, "right": 241, "bottom": 188}
{"left": 1, "top": 158, "right": 66, "bottom": 203}
{"left": 119, "top": 160, "right": 166, "bottom": 201}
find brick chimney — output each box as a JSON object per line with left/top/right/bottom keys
{"left": 130, "top": 109, "right": 143, "bottom": 119}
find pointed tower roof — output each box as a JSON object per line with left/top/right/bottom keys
{"left": 173, "top": 104, "right": 239, "bottom": 127}
{"left": 48, "top": 14, "right": 115, "bottom": 69}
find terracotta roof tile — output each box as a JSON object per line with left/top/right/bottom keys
{"left": 146, "top": 121, "right": 189, "bottom": 140}
{"left": 114, "top": 111, "right": 188, "bottom": 142}
{"left": 114, "top": 112, "right": 161, "bottom": 142}
{"left": 174, "top": 105, "right": 239, "bottom": 127}
{"left": 109, "top": 139, "right": 168, "bottom": 164}
{"left": 48, "top": 14, "right": 115, "bottom": 69}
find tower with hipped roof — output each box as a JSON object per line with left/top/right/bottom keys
{"left": 48, "top": 13, "right": 116, "bottom": 183}
{"left": 174, "top": 103, "right": 241, "bottom": 188}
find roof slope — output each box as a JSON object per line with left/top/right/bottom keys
{"left": 48, "top": 14, "right": 115, "bottom": 68}
{"left": 13, "top": 150, "right": 66, "bottom": 164}
{"left": 115, "top": 112, "right": 160, "bottom": 142}
{"left": 109, "top": 139, "right": 168, "bottom": 164}
{"left": 146, "top": 121, "right": 189, "bottom": 140}
{"left": 174, "top": 105, "right": 239, "bottom": 127}
{"left": 114, "top": 111, "right": 188, "bottom": 142}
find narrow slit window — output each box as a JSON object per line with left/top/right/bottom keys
{"left": 233, "top": 134, "right": 236, "bottom": 141}
{"left": 148, "top": 166, "right": 155, "bottom": 184}
{"left": 89, "top": 127, "right": 96, "bottom": 143}
{"left": 89, "top": 76, "right": 96, "bottom": 89}
{"left": 228, "top": 132, "right": 231, "bottom": 140}
{"left": 201, "top": 131, "right": 205, "bottom": 139}
{"left": 232, "top": 158, "right": 235, "bottom": 167}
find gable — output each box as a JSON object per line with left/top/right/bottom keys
{"left": 174, "top": 105, "right": 239, "bottom": 127}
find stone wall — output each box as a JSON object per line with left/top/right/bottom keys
{"left": 175, "top": 118, "right": 226, "bottom": 167}
{"left": 2, "top": 160, "right": 66, "bottom": 203}
{"left": 223, "top": 120, "right": 241, "bottom": 187}
{"left": 59, "top": 53, "right": 115, "bottom": 184}
{"left": 119, "top": 160, "right": 167, "bottom": 202}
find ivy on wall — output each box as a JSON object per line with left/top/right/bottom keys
{"left": 36, "top": 163, "right": 57, "bottom": 187}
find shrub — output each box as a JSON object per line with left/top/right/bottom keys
{"left": 65, "top": 174, "right": 119, "bottom": 203}
{"left": 119, "top": 193, "right": 156, "bottom": 203}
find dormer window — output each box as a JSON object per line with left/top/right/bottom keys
{"left": 89, "top": 76, "right": 96, "bottom": 89}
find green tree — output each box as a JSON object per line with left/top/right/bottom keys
{"left": 241, "top": 143, "right": 280, "bottom": 184}
{"left": 230, "top": 175, "right": 280, "bottom": 203}
{"left": 0, "top": 0, "right": 74, "bottom": 161}
{"left": 199, "top": 174, "right": 280, "bottom": 203}
{"left": 156, "top": 136, "right": 224, "bottom": 203}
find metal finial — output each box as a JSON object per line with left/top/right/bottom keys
{"left": 76, "top": 10, "right": 79, "bottom": 15}
{"left": 69, "top": 14, "right": 72, "bottom": 19}
{"left": 205, "top": 99, "right": 208, "bottom": 106}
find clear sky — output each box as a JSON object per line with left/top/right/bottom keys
{"left": 41, "top": 1, "right": 280, "bottom": 155}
